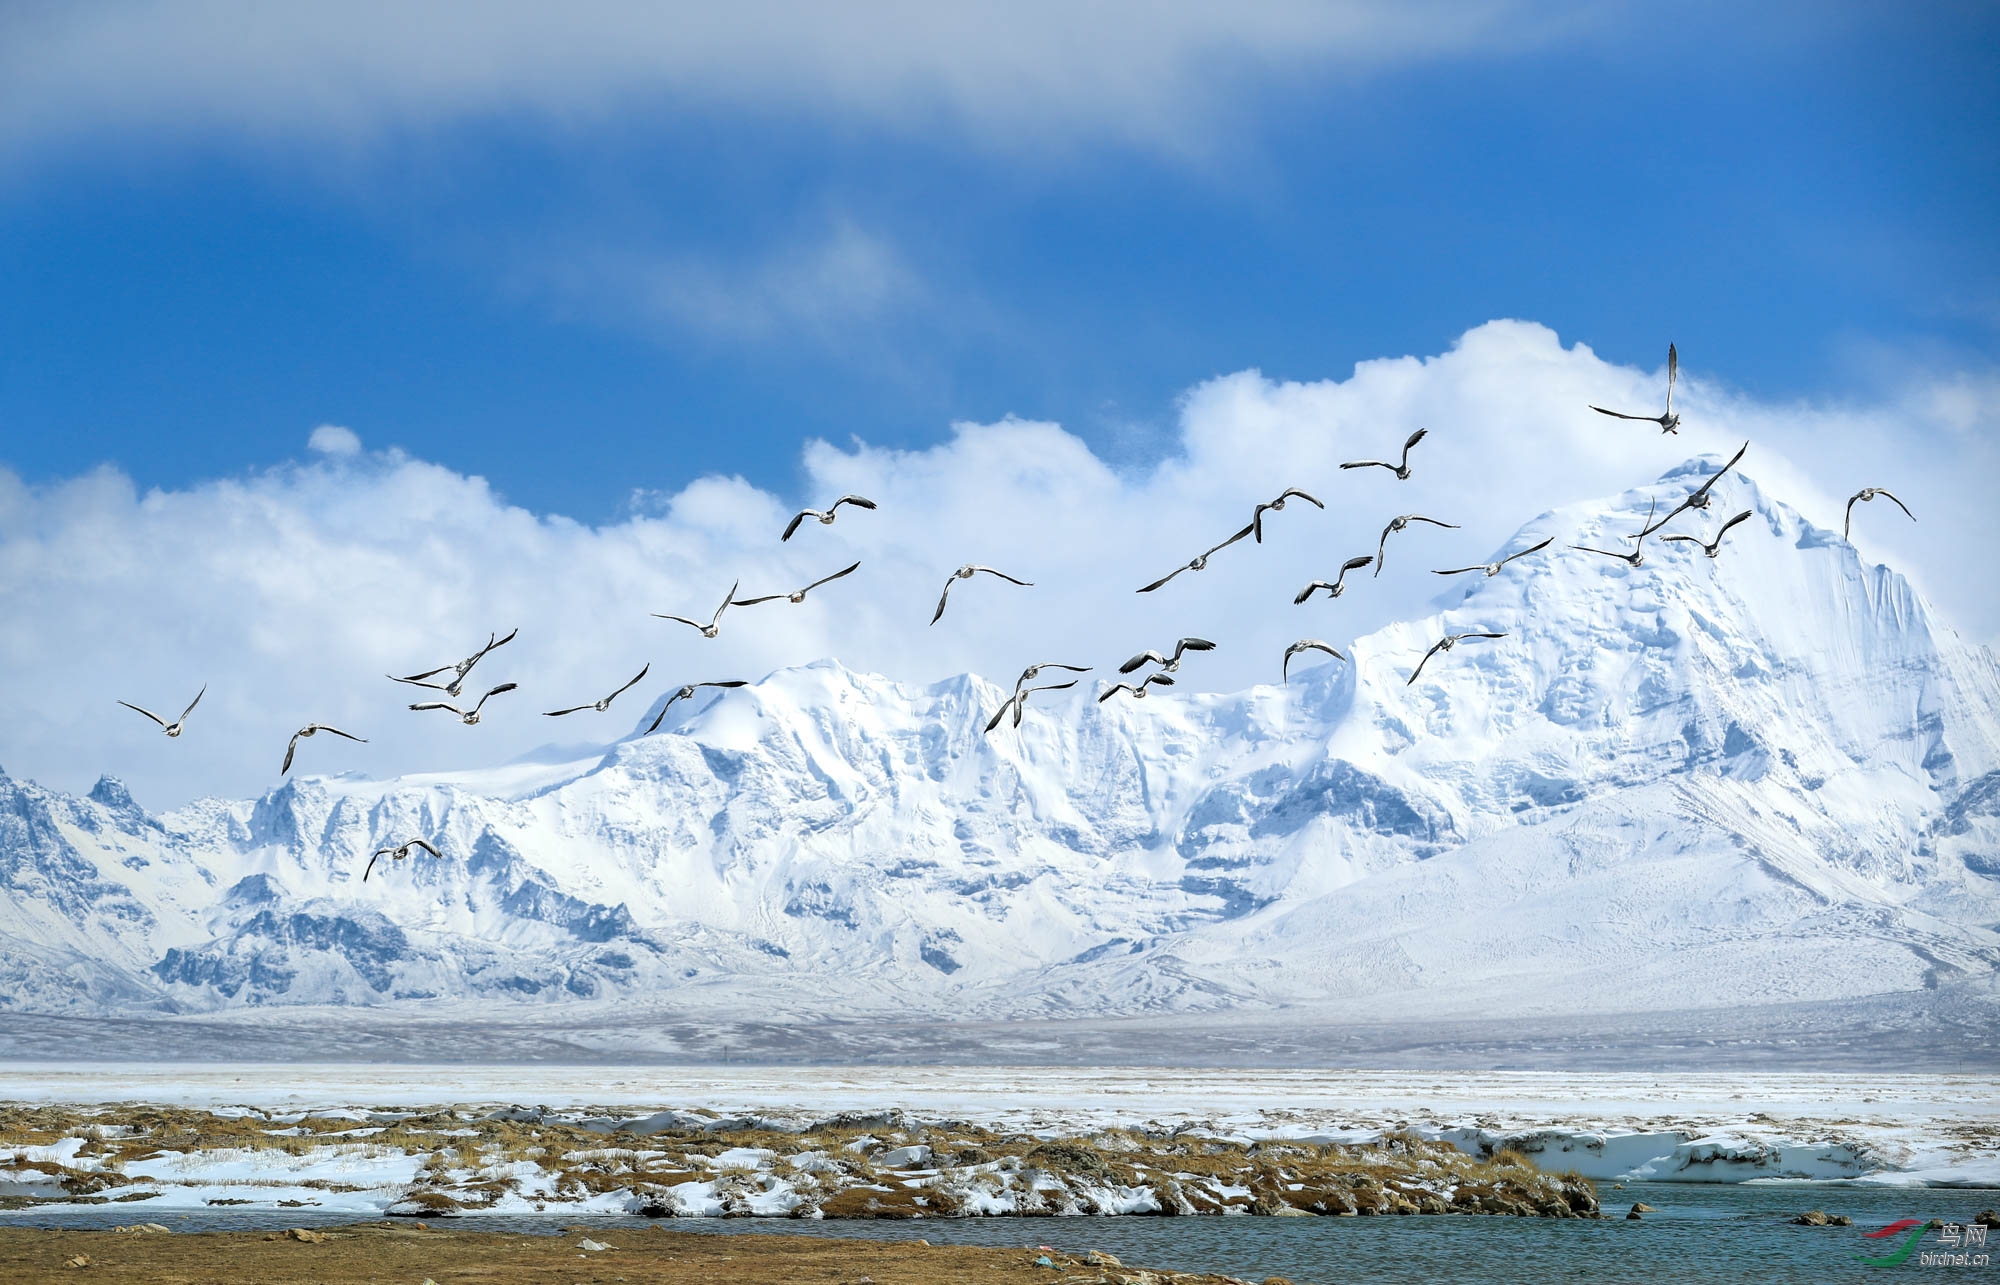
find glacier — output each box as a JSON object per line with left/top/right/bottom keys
{"left": 2, "top": 462, "right": 1997, "bottom": 1055}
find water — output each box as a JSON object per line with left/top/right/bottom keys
{"left": 7, "top": 1183, "right": 1995, "bottom": 1283}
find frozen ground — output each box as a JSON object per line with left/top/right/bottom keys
{"left": 2, "top": 1062, "right": 1995, "bottom": 1190}
{"left": 0, "top": 981, "right": 1993, "bottom": 1071}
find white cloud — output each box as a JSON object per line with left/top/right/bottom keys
{"left": 0, "top": 1, "right": 1591, "bottom": 158}
{"left": 0, "top": 320, "right": 1991, "bottom": 809}
{"left": 307, "top": 424, "right": 362, "bottom": 456}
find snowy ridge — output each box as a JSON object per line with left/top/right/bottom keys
{"left": 2, "top": 462, "right": 1997, "bottom": 1024}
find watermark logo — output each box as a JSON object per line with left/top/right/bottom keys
{"left": 1855, "top": 1219, "right": 1989, "bottom": 1269}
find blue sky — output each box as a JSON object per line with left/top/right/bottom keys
{"left": 2, "top": 2, "right": 1998, "bottom": 805}
{"left": 3, "top": 2, "right": 1994, "bottom": 522}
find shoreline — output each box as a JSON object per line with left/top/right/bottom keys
{"left": 0, "top": 1221, "right": 1255, "bottom": 1284}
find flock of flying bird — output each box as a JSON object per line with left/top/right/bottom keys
{"left": 113, "top": 345, "right": 1919, "bottom": 881}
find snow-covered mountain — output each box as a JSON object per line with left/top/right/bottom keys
{"left": 4, "top": 462, "right": 1997, "bottom": 1025}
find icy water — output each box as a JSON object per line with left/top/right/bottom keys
{"left": 8, "top": 1183, "right": 1997, "bottom": 1284}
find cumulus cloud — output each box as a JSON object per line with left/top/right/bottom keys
{"left": 0, "top": 320, "right": 1991, "bottom": 809}
{"left": 0, "top": 1, "right": 1591, "bottom": 157}
{"left": 307, "top": 424, "right": 362, "bottom": 456}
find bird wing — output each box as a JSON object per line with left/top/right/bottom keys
{"left": 1340, "top": 459, "right": 1391, "bottom": 471}
{"left": 1876, "top": 488, "right": 1915, "bottom": 520}
{"left": 781, "top": 511, "right": 812, "bottom": 542}
{"left": 281, "top": 733, "right": 301, "bottom": 775}
{"left": 1462, "top": 632, "right": 1508, "bottom": 640}
{"left": 542, "top": 704, "right": 590, "bottom": 717}
{"left": 711, "top": 581, "right": 739, "bottom": 626}
{"left": 409, "top": 701, "right": 459, "bottom": 714}
{"left": 1205, "top": 523, "right": 1256, "bottom": 558}
{"left": 393, "top": 664, "right": 454, "bottom": 683}
{"left": 1659, "top": 535, "right": 1700, "bottom": 546}
{"left": 651, "top": 613, "right": 704, "bottom": 630}
{"left": 971, "top": 566, "right": 1032, "bottom": 586}
{"left": 1293, "top": 582, "right": 1328, "bottom": 604}
{"left": 1640, "top": 497, "right": 1691, "bottom": 538}
{"left": 802, "top": 560, "right": 862, "bottom": 594}
{"left": 175, "top": 686, "right": 206, "bottom": 724}
{"left": 931, "top": 577, "right": 955, "bottom": 622}
{"left": 468, "top": 628, "right": 516, "bottom": 664}
{"left": 1278, "top": 487, "right": 1324, "bottom": 509}
{"left": 607, "top": 665, "right": 651, "bottom": 702}
{"left": 1407, "top": 636, "right": 1453, "bottom": 685}
{"left": 1137, "top": 565, "right": 1185, "bottom": 594}
{"left": 729, "top": 593, "right": 786, "bottom": 606}
{"left": 1145, "top": 672, "right": 1177, "bottom": 687}
{"left": 1119, "top": 651, "right": 1167, "bottom": 674}
{"left": 319, "top": 726, "right": 365, "bottom": 743}
{"left": 1341, "top": 555, "right": 1374, "bottom": 574}
{"left": 1665, "top": 343, "right": 1678, "bottom": 416}
{"left": 1689, "top": 442, "right": 1749, "bottom": 499}
{"left": 409, "top": 838, "right": 442, "bottom": 859}
{"left": 834, "top": 495, "right": 877, "bottom": 512}
{"left": 363, "top": 853, "right": 381, "bottom": 882}
{"left": 644, "top": 690, "right": 687, "bottom": 735}
{"left": 1716, "top": 509, "right": 1754, "bottom": 539}
{"left": 1432, "top": 565, "right": 1483, "bottom": 576}
{"left": 984, "top": 698, "right": 1016, "bottom": 733}
{"left": 1401, "top": 427, "right": 1428, "bottom": 462}
{"left": 1589, "top": 405, "right": 1657, "bottom": 422}
{"left": 118, "top": 701, "right": 167, "bottom": 728}
{"left": 470, "top": 683, "right": 517, "bottom": 714}
{"left": 1176, "top": 638, "right": 1216, "bottom": 655}
{"left": 697, "top": 680, "right": 749, "bottom": 690}
{"left": 1501, "top": 537, "right": 1554, "bottom": 565}
{"left": 1409, "top": 515, "right": 1460, "bottom": 529}
{"left": 1096, "top": 684, "right": 1131, "bottom": 703}
{"left": 1569, "top": 544, "right": 1624, "bottom": 559}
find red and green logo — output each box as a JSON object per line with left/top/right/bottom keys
{"left": 1855, "top": 1218, "right": 1927, "bottom": 1268}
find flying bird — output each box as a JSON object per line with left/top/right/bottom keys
{"left": 389, "top": 629, "right": 518, "bottom": 697}
{"left": 782, "top": 494, "right": 877, "bottom": 542}
{"left": 1282, "top": 640, "right": 1347, "bottom": 683}
{"left": 1572, "top": 500, "right": 1657, "bottom": 568}
{"left": 544, "top": 665, "right": 651, "bottom": 717}
{"left": 409, "top": 683, "right": 517, "bottom": 725}
{"left": 1375, "top": 514, "right": 1461, "bottom": 576}
{"left": 363, "top": 838, "right": 442, "bottom": 883}
{"left": 1098, "top": 673, "right": 1176, "bottom": 703}
{"left": 1407, "top": 632, "right": 1507, "bottom": 685}
{"left": 117, "top": 686, "right": 205, "bottom": 738}
{"left": 1641, "top": 441, "right": 1749, "bottom": 536}
{"left": 1013, "top": 662, "right": 1092, "bottom": 693}
{"left": 1138, "top": 523, "right": 1256, "bottom": 593}
{"left": 733, "top": 561, "right": 862, "bottom": 606}
{"left": 280, "top": 723, "right": 366, "bottom": 775}
{"left": 1433, "top": 537, "right": 1554, "bottom": 579}
{"left": 1844, "top": 487, "right": 1914, "bottom": 540}
{"left": 1251, "top": 487, "right": 1325, "bottom": 542}
{"left": 1340, "top": 428, "right": 1429, "bottom": 480}
{"left": 643, "top": 681, "right": 749, "bottom": 734}
{"left": 985, "top": 680, "right": 1080, "bottom": 733}
{"left": 1294, "top": 555, "right": 1375, "bottom": 603}
{"left": 1118, "top": 637, "right": 1215, "bottom": 675}
{"left": 932, "top": 565, "right": 1032, "bottom": 624}
{"left": 653, "top": 581, "right": 740, "bottom": 639}
{"left": 1663, "top": 509, "right": 1754, "bottom": 559}
{"left": 1589, "top": 343, "right": 1681, "bottom": 434}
